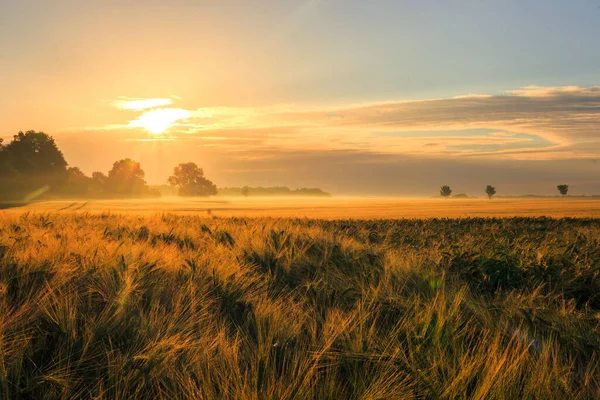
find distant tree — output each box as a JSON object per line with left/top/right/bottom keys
{"left": 440, "top": 185, "right": 452, "bottom": 199}
{"left": 217, "top": 186, "right": 331, "bottom": 197}
{"left": 91, "top": 171, "right": 107, "bottom": 186}
{"left": 485, "top": 185, "right": 497, "bottom": 200}
{"left": 146, "top": 186, "right": 162, "bottom": 198}
{"left": 89, "top": 171, "right": 107, "bottom": 197}
{"left": 156, "top": 184, "right": 178, "bottom": 197}
{"left": 167, "top": 162, "right": 217, "bottom": 197}
{"left": 1, "top": 131, "right": 68, "bottom": 199}
{"left": 106, "top": 159, "right": 150, "bottom": 197}
{"left": 61, "top": 167, "right": 91, "bottom": 197}
{"left": 557, "top": 184, "right": 569, "bottom": 196}
{"left": 241, "top": 186, "right": 250, "bottom": 197}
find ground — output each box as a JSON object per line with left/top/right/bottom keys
{"left": 0, "top": 200, "right": 599, "bottom": 398}
{"left": 3, "top": 196, "right": 600, "bottom": 218}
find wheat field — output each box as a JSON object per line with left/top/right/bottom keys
{"left": 5, "top": 197, "right": 600, "bottom": 218}
{"left": 0, "top": 209, "right": 599, "bottom": 398}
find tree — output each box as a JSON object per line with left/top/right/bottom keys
{"left": 61, "top": 167, "right": 91, "bottom": 197}
{"left": 0, "top": 138, "right": 9, "bottom": 197}
{"left": 485, "top": 185, "right": 496, "bottom": 200}
{"left": 1, "top": 131, "right": 68, "bottom": 200}
{"left": 557, "top": 184, "right": 569, "bottom": 196}
{"left": 106, "top": 159, "right": 150, "bottom": 197}
{"left": 91, "top": 171, "right": 107, "bottom": 186}
{"left": 89, "top": 171, "right": 108, "bottom": 197}
{"left": 440, "top": 185, "right": 452, "bottom": 199}
{"left": 241, "top": 186, "right": 250, "bottom": 197}
{"left": 167, "top": 162, "right": 217, "bottom": 197}
{"left": 4, "top": 131, "right": 67, "bottom": 175}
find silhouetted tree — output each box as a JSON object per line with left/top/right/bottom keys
{"left": 106, "top": 159, "right": 151, "bottom": 197}
{"left": 440, "top": 185, "right": 452, "bottom": 199}
{"left": 167, "top": 162, "right": 217, "bottom": 196}
{"left": 1, "top": 131, "right": 67, "bottom": 200}
{"left": 91, "top": 171, "right": 107, "bottom": 185}
{"left": 557, "top": 184, "right": 569, "bottom": 196}
{"left": 60, "top": 167, "right": 91, "bottom": 197}
{"left": 89, "top": 171, "right": 107, "bottom": 197}
{"left": 147, "top": 186, "right": 162, "bottom": 198}
{"left": 241, "top": 186, "right": 250, "bottom": 197}
{"left": 485, "top": 185, "right": 496, "bottom": 200}
{"left": 0, "top": 138, "right": 10, "bottom": 196}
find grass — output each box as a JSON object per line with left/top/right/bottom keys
{"left": 0, "top": 212, "right": 599, "bottom": 398}
{"left": 7, "top": 196, "right": 600, "bottom": 218}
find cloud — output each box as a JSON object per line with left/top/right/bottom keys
{"left": 88, "top": 86, "right": 600, "bottom": 160}
{"left": 254, "top": 85, "right": 600, "bottom": 158}
{"left": 275, "top": 86, "right": 600, "bottom": 142}
{"left": 504, "top": 85, "right": 600, "bottom": 97}
{"left": 111, "top": 97, "right": 174, "bottom": 110}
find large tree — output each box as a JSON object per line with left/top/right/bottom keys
{"left": 4, "top": 131, "right": 67, "bottom": 175}
{"left": 1, "top": 131, "right": 68, "bottom": 200}
{"left": 168, "top": 162, "right": 217, "bottom": 196}
{"left": 106, "top": 159, "right": 150, "bottom": 197}
{"left": 0, "top": 138, "right": 9, "bottom": 197}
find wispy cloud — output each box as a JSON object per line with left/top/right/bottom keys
{"left": 89, "top": 86, "right": 600, "bottom": 159}
{"left": 111, "top": 97, "right": 174, "bottom": 111}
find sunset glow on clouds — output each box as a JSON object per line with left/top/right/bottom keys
{"left": 3, "top": 1, "right": 600, "bottom": 195}
{"left": 111, "top": 97, "right": 174, "bottom": 111}
{"left": 102, "top": 85, "right": 600, "bottom": 162}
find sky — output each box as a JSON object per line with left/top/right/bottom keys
{"left": 2, "top": 0, "right": 600, "bottom": 196}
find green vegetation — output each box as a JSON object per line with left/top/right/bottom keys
{"left": 0, "top": 214, "right": 598, "bottom": 398}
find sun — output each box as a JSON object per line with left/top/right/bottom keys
{"left": 130, "top": 108, "right": 191, "bottom": 134}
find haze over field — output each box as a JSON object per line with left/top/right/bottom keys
{"left": 2, "top": 1, "right": 600, "bottom": 195}
{"left": 6, "top": 197, "right": 600, "bottom": 219}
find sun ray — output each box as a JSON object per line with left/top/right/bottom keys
{"left": 128, "top": 108, "right": 191, "bottom": 134}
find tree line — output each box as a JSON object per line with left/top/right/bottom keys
{"left": 0, "top": 130, "right": 577, "bottom": 202}
{"left": 218, "top": 186, "right": 331, "bottom": 197}
{"left": 439, "top": 184, "right": 570, "bottom": 199}
{"left": 0, "top": 131, "right": 217, "bottom": 201}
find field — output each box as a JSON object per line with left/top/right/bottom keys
{"left": 0, "top": 200, "right": 600, "bottom": 398}
{"left": 5, "top": 196, "right": 600, "bottom": 218}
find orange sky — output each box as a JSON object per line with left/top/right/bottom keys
{"left": 2, "top": 1, "right": 600, "bottom": 195}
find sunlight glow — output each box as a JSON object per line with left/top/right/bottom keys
{"left": 113, "top": 98, "right": 173, "bottom": 110}
{"left": 129, "top": 108, "right": 191, "bottom": 134}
